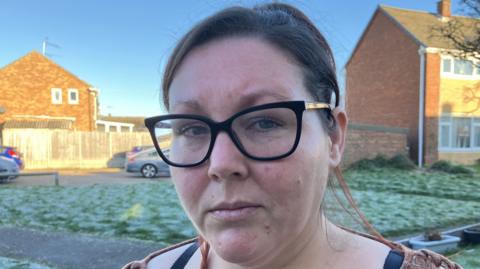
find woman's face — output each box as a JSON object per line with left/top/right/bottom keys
{"left": 168, "top": 37, "right": 335, "bottom": 266}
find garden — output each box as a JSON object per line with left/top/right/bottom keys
{"left": 0, "top": 155, "right": 479, "bottom": 268}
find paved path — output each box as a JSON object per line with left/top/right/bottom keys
{"left": 0, "top": 226, "right": 161, "bottom": 269}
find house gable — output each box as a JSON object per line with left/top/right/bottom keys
{"left": 346, "top": 6, "right": 421, "bottom": 161}
{"left": 0, "top": 51, "right": 98, "bottom": 131}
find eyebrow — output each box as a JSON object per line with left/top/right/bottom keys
{"left": 171, "top": 89, "right": 291, "bottom": 114}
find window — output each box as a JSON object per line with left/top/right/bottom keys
{"left": 68, "top": 89, "right": 79, "bottom": 104}
{"left": 441, "top": 56, "right": 479, "bottom": 78}
{"left": 454, "top": 59, "right": 474, "bottom": 75}
{"left": 439, "top": 116, "right": 480, "bottom": 150}
{"left": 51, "top": 88, "right": 62, "bottom": 104}
{"left": 440, "top": 116, "right": 451, "bottom": 148}
{"left": 442, "top": 59, "right": 451, "bottom": 73}
{"left": 453, "top": 117, "right": 470, "bottom": 148}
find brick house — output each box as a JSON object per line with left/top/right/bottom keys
{"left": 346, "top": 0, "right": 480, "bottom": 166}
{"left": 0, "top": 51, "right": 98, "bottom": 132}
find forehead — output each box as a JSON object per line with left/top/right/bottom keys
{"left": 168, "top": 37, "right": 310, "bottom": 117}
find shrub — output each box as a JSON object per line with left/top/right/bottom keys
{"left": 430, "top": 160, "right": 474, "bottom": 175}
{"left": 348, "top": 158, "right": 377, "bottom": 170}
{"left": 349, "top": 154, "right": 416, "bottom": 171}
{"left": 388, "top": 154, "right": 416, "bottom": 170}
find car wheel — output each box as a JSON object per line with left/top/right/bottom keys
{"left": 141, "top": 164, "right": 157, "bottom": 178}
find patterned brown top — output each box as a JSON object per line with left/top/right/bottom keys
{"left": 122, "top": 236, "right": 463, "bottom": 269}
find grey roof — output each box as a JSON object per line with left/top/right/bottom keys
{"left": 3, "top": 119, "right": 73, "bottom": 129}
{"left": 380, "top": 5, "right": 479, "bottom": 49}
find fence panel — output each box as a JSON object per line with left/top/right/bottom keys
{"left": 2, "top": 129, "right": 152, "bottom": 169}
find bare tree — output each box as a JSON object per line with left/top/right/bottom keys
{"left": 433, "top": 0, "right": 480, "bottom": 62}
{"left": 462, "top": 82, "right": 480, "bottom": 113}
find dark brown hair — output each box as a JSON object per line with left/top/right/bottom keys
{"left": 162, "top": 2, "right": 339, "bottom": 133}
{"left": 161, "top": 2, "right": 396, "bottom": 267}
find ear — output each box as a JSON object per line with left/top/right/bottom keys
{"left": 329, "top": 107, "right": 348, "bottom": 168}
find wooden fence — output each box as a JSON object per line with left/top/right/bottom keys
{"left": 2, "top": 129, "right": 153, "bottom": 169}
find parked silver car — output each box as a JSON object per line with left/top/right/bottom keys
{"left": 125, "top": 148, "right": 170, "bottom": 178}
{"left": 0, "top": 156, "right": 19, "bottom": 182}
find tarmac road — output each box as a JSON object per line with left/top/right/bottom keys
{"left": 4, "top": 168, "right": 170, "bottom": 187}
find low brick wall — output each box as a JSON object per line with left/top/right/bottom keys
{"left": 343, "top": 123, "right": 410, "bottom": 167}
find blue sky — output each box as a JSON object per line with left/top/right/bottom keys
{"left": 0, "top": 0, "right": 461, "bottom": 117}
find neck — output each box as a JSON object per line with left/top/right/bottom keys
{"left": 209, "top": 214, "right": 351, "bottom": 269}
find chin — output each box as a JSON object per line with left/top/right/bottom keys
{"left": 211, "top": 227, "right": 267, "bottom": 264}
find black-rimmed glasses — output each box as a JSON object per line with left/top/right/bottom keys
{"left": 144, "top": 101, "right": 331, "bottom": 167}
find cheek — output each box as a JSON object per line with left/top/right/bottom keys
{"left": 171, "top": 168, "right": 207, "bottom": 215}
{"left": 264, "top": 138, "right": 329, "bottom": 210}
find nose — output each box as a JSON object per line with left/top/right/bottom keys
{"left": 207, "top": 132, "right": 249, "bottom": 181}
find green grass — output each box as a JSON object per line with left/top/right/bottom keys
{"left": 0, "top": 167, "right": 479, "bottom": 247}
{"left": 0, "top": 182, "right": 195, "bottom": 246}
{"left": 449, "top": 244, "right": 480, "bottom": 269}
{"left": 345, "top": 168, "right": 480, "bottom": 201}
{"left": 325, "top": 190, "right": 480, "bottom": 237}
{"left": 0, "top": 256, "right": 55, "bottom": 269}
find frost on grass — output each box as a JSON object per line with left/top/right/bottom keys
{"left": 449, "top": 244, "right": 480, "bottom": 269}
{"left": 0, "top": 181, "right": 196, "bottom": 245}
{"left": 324, "top": 168, "right": 480, "bottom": 237}
{"left": 1, "top": 168, "right": 479, "bottom": 245}
{"left": 0, "top": 256, "right": 55, "bottom": 269}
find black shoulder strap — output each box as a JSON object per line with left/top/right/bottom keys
{"left": 170, "top": 241, "right": 200, "bottom": 269}
{"left": 383, "top": 249, "right": 405, "bottom": 269}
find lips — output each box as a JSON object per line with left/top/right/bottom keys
{"left": 208, "top": 201, "right": 261, "bottom": 221}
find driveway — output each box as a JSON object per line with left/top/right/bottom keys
{"left": 6, "top": 168, "right": 170, "bottom": 186}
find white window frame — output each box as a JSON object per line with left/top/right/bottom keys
{"left": 441, "top": 55, "right": 480, "bottom": 80}
{"left": 51, "top": 88, "right": 62, "bottom": 104}
{"left": 439, "top": 115, "right": 480, "bottom": 152}
{"left": 68, "top": 88, "right": 79, "bottom": 105}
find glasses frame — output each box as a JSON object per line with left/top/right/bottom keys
{"left": 144, "top": 100, "right": 331, "bottom": 168}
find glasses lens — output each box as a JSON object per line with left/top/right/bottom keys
{"left": 232, "top": 107, "right": 297, "bottom": 158}
{"left": 154, "top": 118, "right": 211, "bottom": 165}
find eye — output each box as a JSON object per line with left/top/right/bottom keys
{"left": 179, "top": 125, "right": 209, "bottom": 137}
{"left": 171, "top": 120, "right": 210, "bottom": 137}
{"left": 247, "top": 117, "right": 282, "bottom": 132}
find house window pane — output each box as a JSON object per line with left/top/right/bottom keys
{"left": 440, "top": 116, "right": 450, "bottom": 123}
{"left": 51, "top": 88, "right": 62, "bottom": 104}
{"left": 440, "top": 125, "right": 450, "bottom": 147}
{"left": 474, "top": 126, "right": 480, "bottom": 147}
{"left": 70, "top": 91, "right": 77, "bottom": 101}
{"left": 109, "top": 126, "right": 116, "bottom": 132}
{"left": 454, "top": 59, "right": 474, "bottom": 75}
{"left": 453, "top": 117, "right": 471, "bottom": 148}
{"left": 443, "top": 59, "right": 451, "bottom": 73}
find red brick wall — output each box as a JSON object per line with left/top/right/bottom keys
{"left": 343, "top": 124, "right": 409, "bottom": 167}
{"left": 346, "top": 9, "right": 420, "bottom": 161}
{"left": 0, "top": 51, "right": 97, "bottom": 131}
{"left": 423, "top": 53, "right": 441, "bottom": 165}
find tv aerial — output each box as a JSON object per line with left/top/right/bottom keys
{"left": 42, "top": 37, "right": 62, "bottom": 58}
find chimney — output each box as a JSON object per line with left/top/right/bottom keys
{"left": 437, "top": 0, "right": 451, "bottom": 17}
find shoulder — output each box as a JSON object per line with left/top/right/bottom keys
{"left": 340, "top": 227, "right": 463, "bottom": 269}
{"left": 401, "top": 247, "right": 463, "bottom": 269}
{"left": 121, "top": 238, "right": 199, "bottom": 269}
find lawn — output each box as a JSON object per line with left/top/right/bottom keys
{"left": 1, "top": 168, "right": 479, "bottom": 242}
{"left": 0, "top": 182, "right": 195, "bottom": 245}
{"left": 450, "top": 244, "right": 480, "bottom": 269}
{"left": 0, "top": 167, "right": 479, "bottom": 268}
{"left": 0, "top": 256, "right": 55, "bottom": 269}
